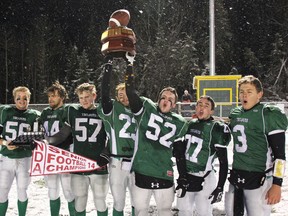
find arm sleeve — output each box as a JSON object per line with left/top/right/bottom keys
{"left": 45, "top": 122, "right": 72, "bottom": 146}
{"left": 215, "top": 146, "right": 228, "bottom": 188}
{"left": 101, "top": 55, "right": 114, "bottom": 114}
{"left": 173, "top": 140, "right": 187, "bottom": 178}
{"left": 268, "top": 132, "right": 286, "bottom": 186}
{"left": 125, "top": 63, "right": 143, "bottom": 113}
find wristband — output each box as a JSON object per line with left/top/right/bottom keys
{"left": 273, "top": 159, "right": 286, "bottom": 178}
{"left": 2, "top": 140, "right": 7, "bottom": 146}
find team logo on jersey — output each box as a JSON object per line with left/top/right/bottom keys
{"left": 167, "top": 170, "right": 173, "bottom": 177}
{"left": 236, "top": 117, "right": 248, "bottom": 123}
{"left": 237, "top": 177, "right": 245, "bottom": 184}
{"left": 151, "top": 182, "right": 160, "bottom": 188}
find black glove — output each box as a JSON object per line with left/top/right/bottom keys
{"left": 175, "top": 177, "right": 189, "bottom": 198}
{"left": 97, "top": 153, "right": 110, "bottom": 167}
{"left": 209, "top": 186, "right": 223, "bottom": 204}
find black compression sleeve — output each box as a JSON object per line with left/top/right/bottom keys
{"left": 215, "top": 147, "right": 228, "bottom": 188}
{"left": 44, "top": 123, "right": 72, "bottom": 147}
{"left": 125, "top": 64, "right": 142, "bottom": 113}
{"left": 268, "top": 132, "right": 286, "bottom": 160}
{"left": 268, "top": 132, "right": 286, "bottom": 186}
{"left": 101, "top": 56, "right": 114, "bottom": 114}
{"left": 173, "top": 141, "right": 187, "bottom": 178}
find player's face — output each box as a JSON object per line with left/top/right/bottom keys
{"left": 48, "top": 90, "right": 63, "bottom": 109}
{"left": 239, "top": 83, "right": 263, "bottom": 110}
{"left": 158, "top": 91, "right": 176, "bottom": 113}
{"left": 78, "top": 90, "right": 96, "bottom": 110}
{"left": 195, "top": 98, "right": 214, "bottom": 120}
{"left": 14, "top": 91, "right": 30, "bottom": 110}
{"left": 117, "top": 88, "right": 129, "bottom": 106}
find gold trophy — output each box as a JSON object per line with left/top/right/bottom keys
{"left": 101, "top": 9, "right": 136, "bottom": 56}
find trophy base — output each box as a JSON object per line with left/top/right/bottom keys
{"left": 101, "top": 38, "right": 136, "bottom": 56}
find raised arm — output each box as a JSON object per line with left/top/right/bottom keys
{"left": 101, "top": 55, "right": 114, "bottom": 114}
{"left": 124, "top": 59, "right": 143, "bottom": 114}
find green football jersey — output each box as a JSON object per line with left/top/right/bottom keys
{"left": 64, "top": 104, "right": 107, "bottom": 175}
{"left": 185, "top": 118, "right": 231, "bottom": 173}
{"left": 0, "top": 105, "right": 40, "bottom": 158}
{"left": 98, "top": 100, "right": 136, "bottom": 157}
{"left": 39, "top": 104, "right": 72, "bottom": 149}
{"left": 132, "top": 97, "right": 188, "bottom": 181}
{"left": 229, "top": 103, "right": 288, "bottom": 172}
{"left": 0, "top": 105, "right": 9, "bottom": 112}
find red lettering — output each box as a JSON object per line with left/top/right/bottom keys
{"left": 70, "top": 153, "right": 78, "bottom": 159}
{"left": 47, "top": 153, "right": 56, "bottom": 163}
{"left": 66, "top": 158, "right": 72, "bottom": 164}
{"left": 55, "top": 165, "right": 64, "bottom": 171}
{"left": 34, "top": 151, "right": 43, "bottom": 162}
{"left": 32, "top": 163, "right": 42, "bottom": 174}
{"left": 48, "top": 145, "right": 60, "bottom": 153}
{"left": 46, "top": 165, "right": 55, "bottom": 172}
{"left": 56, "top": 156, "right": 64, "bottom": 164}
{"left": 36, "top": 142, "right": 45, "bottom": 151}
{"left": 61, "top": 150, "right": 70, "bottom": 157}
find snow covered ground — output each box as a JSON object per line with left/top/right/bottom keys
{"left": 5, "top": 133, "right": 288, "bottom": 216}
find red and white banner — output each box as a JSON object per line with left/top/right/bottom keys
{"left": 30, "top": 140, "right": 100, "bottom": 176}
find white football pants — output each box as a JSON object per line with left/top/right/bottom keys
{"left": 177, "top": 171, "right": 216, "bottom": 216}
{"left": 225, "top": 176, "right": 272, "bottom": 216}
{"left": 45, "top": 173, "right": 74, "bottom": 201}
{"left": 71, "top": 173, "right": 109, "bottom": 213}
{"left": 109, "top": 157, "right": 134, "bottom": 211}
{"left": 132, "top": 182, "right": 174, "bottom": 216}
{"left": 0, "top": 155, "right": 31, "bottom": 202}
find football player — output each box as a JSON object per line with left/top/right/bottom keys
{"left": 64, "top": 83, "right": 109, "bottom": 216}
{"left": 125, "top": 56, "right": 188, "bottom": 216}
{"left": 0, "top": 86, "right": 40, "bottom": 216}
{"left": 225, "top": 75, "right": 288, "bottom": 216}
{"left": 98, "top": 55, "right": 136, "bottom": 216}
{"left": 176, "top": 95, "right": 231, "bottom": 216}
{"left": 39, "top": 81, "right": 75, "bottom": 216}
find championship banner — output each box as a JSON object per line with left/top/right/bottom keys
{"left": 30, "top": 140, "right": 100, "bottom": 176}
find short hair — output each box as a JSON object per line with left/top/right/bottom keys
{"left": 75, "top": 83, "right": 96, "bottom": 95}
{"left": 197, "top": 95, "right": 216, "bottom": 110}
{"left": 158, "top": 87, "right": 178, "bottom": 103}
{"left": 46, "top": 81, "right": 68, "bottom": 101}
{"left": 238, "top": 75, "right": 263, "bottom": 93}
{"left": 115, "top": 83, "right": 125, "bottom": 95}
{"left": 13, "top": 86, "right": 31, "bottom": 99}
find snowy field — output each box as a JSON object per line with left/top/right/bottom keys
{"left": 5, "top": 132, "right": 288, "bottom": 216}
